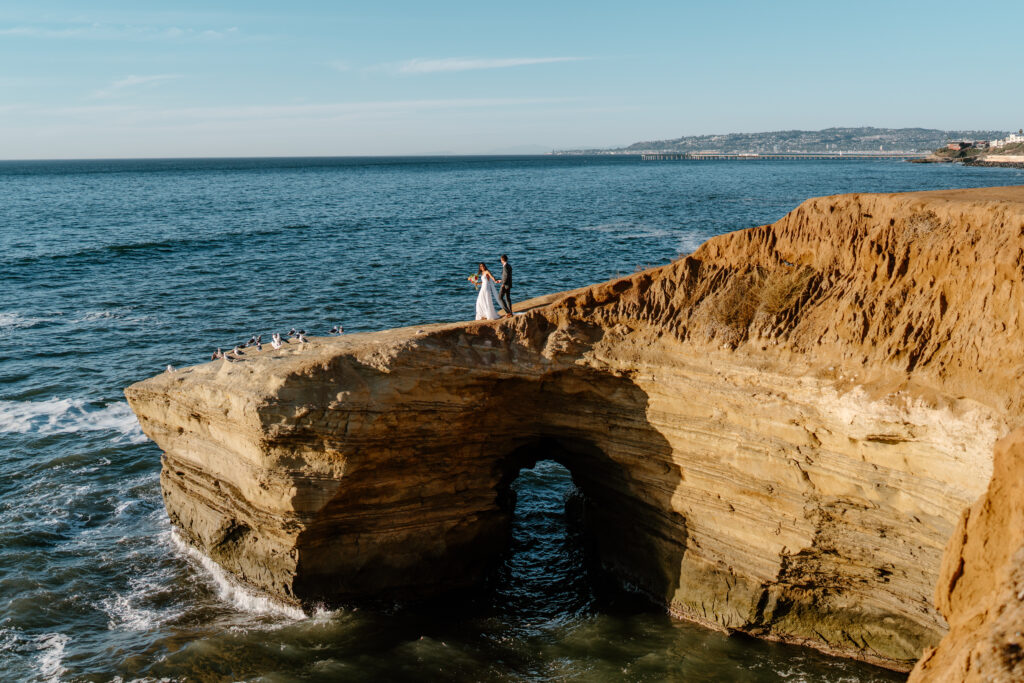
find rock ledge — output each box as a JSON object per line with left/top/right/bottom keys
{"left": 127, "top": 186, "right": 1024, "bottom": 675}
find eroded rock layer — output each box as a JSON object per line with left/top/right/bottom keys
{"left": 127, "top": 186, "right": 1024, "bottom": 673}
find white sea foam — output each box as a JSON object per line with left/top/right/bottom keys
{"left": 78, "top": 308, "right": 157, "bottom": 325}
{"left": 579, "top": 221, "right": 632, "bottom": 233}
{"left": 0, "top": 627, "right": 18, "bottom": 655}
{"left": 100, "top": 573, "right": 181, "bottom": 633}
{"left": 773, "top": 667, "right": 860, "bottom": 682}
{"left": 34, "top": 633, "right": 69, "bottom": 683}
{"left": 579, "top": 222, "right": 672, "bottom": 239}
{"left": 0, "top": 398, "right": 148, "bottom": 444}
{"left": 114, "top": 500, "right": 137, "bottom": 516}
{"left": 170, "top": 530, "right": 307, "bottom": 620}
{"left": 678, "top": 231, "right": 713, "bottom": 256}
{"left": 79, "top": 308, "right": 130, "bottom": 322}
{"left": 102, "top": 593, "right": 159, "bottom": 632}
{"left": 0, "top": 312, "right": 48, "bottom": 335}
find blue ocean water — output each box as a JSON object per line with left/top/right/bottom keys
{"left": 1, "top": 156, "right": 1020, "bottom": 681}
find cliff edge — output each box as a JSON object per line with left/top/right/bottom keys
{"left": 127, "top": 186, "right": 1024, "bottom": 675}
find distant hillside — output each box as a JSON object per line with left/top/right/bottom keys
{"left": 558, "top": 127, "right": 1009, "bottom": 155}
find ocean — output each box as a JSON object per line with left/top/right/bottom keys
{"left": 2, "top": 156, "right": 1021, "bottom": 682}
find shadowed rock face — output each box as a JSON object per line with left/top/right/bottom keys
{"left": 127, "top": 186, "right": 1024, "bottom": 674}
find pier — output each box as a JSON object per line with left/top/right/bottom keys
{"left": 641, "top": 152, "right": 928, "bottom": 161}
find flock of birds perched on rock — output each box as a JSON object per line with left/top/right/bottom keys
{"left": 165, "top": 324, "right": 344, "bottom": 373}
{"left": 212, "top": 326, "right": 344, "bottom": 360}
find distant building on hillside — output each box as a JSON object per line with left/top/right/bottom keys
{"left": 990, "top": 131, "right": 1024, "bottom": 148}
{"left": 948, "top": 141, "right": 972, "bottom": 151}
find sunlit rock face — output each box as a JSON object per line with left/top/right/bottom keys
{"left": 908, "top": 427, "right": 1024, "bottom": 683}
{"left": 127, "top": 186, "right": 1024, "bottom": 673}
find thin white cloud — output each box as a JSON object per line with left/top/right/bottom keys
{"left": 0, "top": 22, "right": 240, "bottom": 41}
{"left": 174, "top": 97, "right": 575, "bottom": 121}
{"left": 91, "top": 74, "right": 181, "bottom": 100}
{"left": 329, "top": 60, "right": 353, "bottom": 72}
{"left": 36, "top": 97, "right": 578, "bottom": 126}
{"left": 0, "top": 25, "right": 85, "bottom": 38}
{"left": 392, "top": 56, "right": 586, "bottom": 75}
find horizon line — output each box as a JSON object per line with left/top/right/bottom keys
{"left": 0, "top": 153, "right": 575, "bottom": 162}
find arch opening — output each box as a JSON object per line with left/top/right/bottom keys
{"left": 484, "top": 453, "right": 659, "bottom": 627}
{"left": 489, "top": 436, "right": 687, "bottom": 614}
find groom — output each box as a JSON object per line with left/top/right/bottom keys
{"left": 497, "top": 254, "right": 513, "bottom": 316}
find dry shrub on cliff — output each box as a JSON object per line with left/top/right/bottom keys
{"left": 704, "top": 272, "right": 759, "bottom": 346}
{"left": 758, "top": 266, "right": 814, "bottom": 317}
{"left": 898, "top": 211, "right": 946, "bottom": 252}
{"left": 906, "top": 210, "right": 939, "bottom": 235}
{"left": 722, "top": 275, "right": 760, "bottom": 322}
{"left": 705, "top": 266, "right": 814, "bottom": 346}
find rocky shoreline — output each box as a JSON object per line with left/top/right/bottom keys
{"left": 127, "top": 186, "right": 1024, "bottom": 678}
{"left": 964, "top": 158, "right": 1024, "bottom": 170}
{"left": 912, "top": 154, "right": 1024, "bottom": 169}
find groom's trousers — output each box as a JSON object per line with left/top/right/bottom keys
{"left": 499, "top": 284, "right": 513, "bottom": 315}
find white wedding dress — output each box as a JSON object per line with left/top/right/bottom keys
{"left": 475, "top": 273, "right": 501, "bottom": 320}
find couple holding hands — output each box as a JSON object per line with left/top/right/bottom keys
{"left": 469, "top": 254, "right": 513, "bottom": 321}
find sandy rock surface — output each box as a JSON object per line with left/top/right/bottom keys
{"left": 127, "top": 185, "right": 1024, "bottom": 675}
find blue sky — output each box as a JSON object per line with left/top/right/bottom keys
{"left": 1, "top": 1, "right": 1021, "bottom": 158}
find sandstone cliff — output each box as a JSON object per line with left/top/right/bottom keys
{"left": 126, "top": 186, "right": 1024, "bottom": 674}
{"left": 908, "top": 426, "right": 1024, "bottom": 681}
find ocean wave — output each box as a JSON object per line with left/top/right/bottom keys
{"left": 35, "top": 633, "right": 69, "bottom": 683}
{"left": 677, "top": 232, "right": 713, "bottom": 256}
{"left": 579, "top": 222, "right": 673, "bottom": 239}
{"left": 0, "top": 398, "right": 147, "bottom": 444}
{"left": 0, "top": 629, "right": 70, "bottom": 682}
{"left": 0, "top": 627, "right": 19, "bottom": 655}
{"left": 100, "top": 572, "right": 184, "bottom": 633}
{"left": 10, "top": 224, "right": 307, "bottom": 268}
{"left": 78, "top": 308, "right": 132, "bottom": 322}
{"left": 0, "top": 312, "right": 49, "bottom": 335}
{"left": 170, "top": 530, "right": 307, "bottom": 620}
{"left": 75, "top": 307, "right": 158, "bottom": 326}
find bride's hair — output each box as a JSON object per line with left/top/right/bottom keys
{"left": 478, "top": 262, "right": 488, "bottom": 273}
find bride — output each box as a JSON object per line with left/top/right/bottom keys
{"left": 470, "top": 262, "right": 502, "bottom": 320}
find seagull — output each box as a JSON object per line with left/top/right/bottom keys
{"left": 271, "top": 334, "right": 282, "bottom": 350}
{"left": 329, "top": 324, "right": 344, "bottom": 335}
{"left": 296, "top": 333, "right": 308, "bottom": 343}
{"left": 255, "top": 341, "right": 262, "bottom": 351}
{"left": 247, "top": 335, "right": 257, "bottom": 346}
{"left": 166, "top": 364, "right": 175, "bottom": 373}
{"left": 288, "top": 328, "right": 296, "bottom": 337}
{"left": 232, "top": 345, "right": 245, "bottom": 356}
{"left": 211, "top": 348, "right": 224, "bottom": 360}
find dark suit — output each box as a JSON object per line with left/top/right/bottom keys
{"left": 499, "top": 261, "right": 513, "bottom": 315}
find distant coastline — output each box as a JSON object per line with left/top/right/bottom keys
{"left": 556, "top": 126, "right": 1010, "bottom": 157}
{"left": 914, "top": 155, "right": 1024, "bottom": 169}
{"left": 912, "top": 138, "right": 1024, "bottom": 169}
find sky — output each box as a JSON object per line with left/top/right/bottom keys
{"left": 1, "top": 0, "right": 1021, "bottom": 159}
